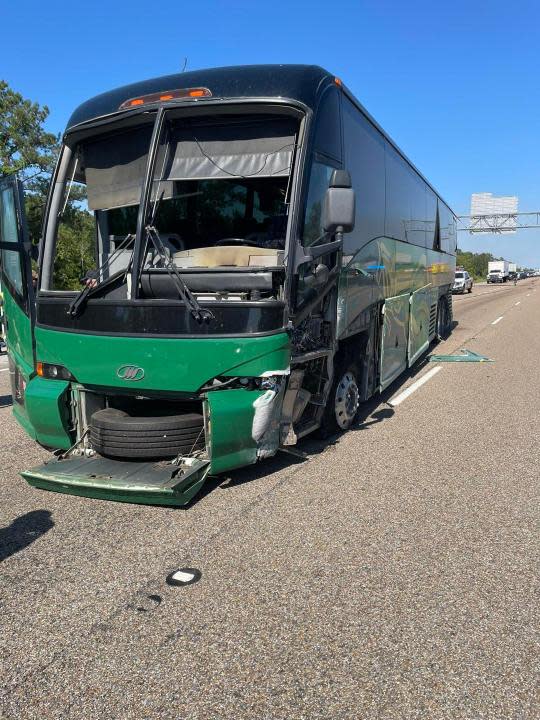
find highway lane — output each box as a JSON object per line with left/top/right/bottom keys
{"left": 0, "top": 280, "right": 538, "bottom": 719}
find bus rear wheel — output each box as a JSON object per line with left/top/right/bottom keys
{"left": 436, "top": 296, "right": 450, "bottom": 339}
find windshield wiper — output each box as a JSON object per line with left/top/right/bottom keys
{"left": 144, "top": 225, "right": 214, "bottom": 325}
{"left": 67, "top": 232, "right": 135, "bottom": 318}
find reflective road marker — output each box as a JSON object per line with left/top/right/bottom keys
{"left": 492, "top": 316, "right": 503, "bottom": 325}
{"left": 515, "top": 301, "right": 521, "bottom": 306}
{"left": 389, "top": 366, "right": 442, "bottom": 407}
{"left": 166, "top": 567, "right": 202, "bottom": 587}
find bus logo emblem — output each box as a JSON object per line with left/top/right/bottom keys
{"left": 117, "top": 365, "right": 145, "bottom": 381}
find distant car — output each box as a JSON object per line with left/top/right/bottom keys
{"left": 453, "top": 270, "right": 473, "bottom": 294}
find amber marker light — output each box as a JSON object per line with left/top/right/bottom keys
{"left": 334, "top": 77, "right": 343, "bottom": 87}
{"left": 119, "top": 87, "right": 212, "bottom": 109}
{"left": 36, "top": 361, "right": 44, "bottom": 377}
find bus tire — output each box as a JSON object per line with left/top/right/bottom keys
{"left": 320, "top": 358, "right": 360, "bottom": 436}
{"left": 436, "top": 296, "right": 450, "bottom": 339}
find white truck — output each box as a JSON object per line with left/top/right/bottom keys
{"left": 487, "top": 260, "right": 510, "bottom": 283}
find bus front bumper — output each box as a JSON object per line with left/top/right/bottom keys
{"left": 21, "top": 455, "right": 211, "bottom": 507}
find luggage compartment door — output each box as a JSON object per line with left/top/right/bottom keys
{"left": 379, "top": 292, "right": 410, "bottom": 391}
{"left": 408, "top": 284, "right": 432, "bottom": 366}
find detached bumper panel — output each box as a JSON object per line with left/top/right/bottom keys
{"left": 21, "top": 455, "right": 210, "bottom": 507}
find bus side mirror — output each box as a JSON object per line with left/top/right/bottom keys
{"left": 323, "top": 170, "right": 355, "bottom": 236}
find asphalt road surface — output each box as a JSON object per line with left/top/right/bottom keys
{"left": 0, "top": 280, "right": 538, "bottom": 719}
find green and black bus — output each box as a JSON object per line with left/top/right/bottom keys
{"left": 0, "top": 65, "right": 456, "bottom": 505}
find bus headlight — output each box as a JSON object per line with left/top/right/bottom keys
{"left": 36, "top": 362, "right": 75, "bottom": 381}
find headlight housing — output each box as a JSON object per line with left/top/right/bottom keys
{"left": 36, "top": 362, "right": 76, "bottom": 381}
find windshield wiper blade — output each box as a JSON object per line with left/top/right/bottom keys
{"left": 144, "top": 225, "right": 214, "bottom": 325}
{"left": 67, "top": 232, "right": 135, "bottom": 318}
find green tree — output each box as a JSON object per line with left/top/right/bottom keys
{"left": 53, "top": 210, "right": 95, "bottom": 290}
{"left": 0, "top": 80, "right": 58, "bottom": 182}
{"left": 457, "top": 249, "right": 494, "bottom": 280}
{"left": 1, "top": 80, "right": 94, "bottom": 289}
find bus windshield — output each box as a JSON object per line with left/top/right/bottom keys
{"left": 43, "top": 113, "right": 298, "bottom": 291}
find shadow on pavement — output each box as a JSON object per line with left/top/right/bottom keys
{"left": 0, "top": 510, "right": 54, "bottom": 563}
{"left": 0, "top": 394, "right": 13, "bottom": 408}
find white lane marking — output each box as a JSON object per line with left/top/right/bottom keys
{"left": 527, "top": 293, "right": 531, "bottom": 297}
{"left": 515, "top": 301, "right": 521, "bottom": 306}
{"left": 0, "top": 368, "right": 9, "bottom": 373}
{"left": 389, "top": 366, "right": 442, "bottom": 407}
{"left": 492, "top": 316, "right": 503, "bottom": 325}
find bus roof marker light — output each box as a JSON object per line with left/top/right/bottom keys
{"left": 119, "top": 87, "right": 212, "bottom": 110}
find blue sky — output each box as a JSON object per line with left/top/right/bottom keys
{"left": 3, "top": 0, "right": 540, "bottom": 265}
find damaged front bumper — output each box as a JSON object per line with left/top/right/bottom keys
{"left": 22, "top": 455, "right": 211, "bottom": 506}
{"left": 21, "top": 378, "right": 287, "bottom": 506}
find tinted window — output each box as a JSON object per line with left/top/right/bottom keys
{"left": 313, "top": 88, "right": 341, "bottom": 161}
{"left": 341, "top": 97, "right": 385, "bottom": 256}
{"left": 301, "top": 161, "right": 334, "bottom": 246}
{"left": 439, "top": 202, "right": 456, "bottom": 254}
{"left": 426, "top": 189, "right": 438, "bottom": 250}
{"left": 0, "top": 186, "right": 24, "bottom": 296}
{"left": 385, "top": 144, "right": 431, "bottom": 248}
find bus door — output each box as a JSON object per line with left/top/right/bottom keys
{"left": 0, "top": 176, "right": 35, "bottom": 376}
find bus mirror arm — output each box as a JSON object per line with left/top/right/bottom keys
{"left": 295, "top": 238, "right": 342, "bottom": 267}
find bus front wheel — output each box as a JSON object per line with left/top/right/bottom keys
{"left": 320, "top": 359, "right": 360, "bottom": 436}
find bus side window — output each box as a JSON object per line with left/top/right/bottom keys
{"left": 0, "top": 186, "right": 25, "bottom": 298}
{"left": 300, "top": 86, "right": 343, "bottom": 247}
{"left": 439, "top": 203, "right": 456, "bottom": 254}
{"left": 301, "top": 161, "right": 334, "bottom": 246}
{"left": 341, "top": 97, "right": 385, "bottom": 258}
{"left": 385, "top": 144, "right": 430, "bottom": 248}
{"left": 312, "top": 87, "right": 342, "bottom": 162}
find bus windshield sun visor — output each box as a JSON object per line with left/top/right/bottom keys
{"left": 160, "top": 118, "right": 297, "bottom": 184}
{"left": 84, "top": 126, "right": 151, "bottom": 211}
{"left": 84, "top": 118, "right": 297, "bottom": 211}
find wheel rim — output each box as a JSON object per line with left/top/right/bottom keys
{"left": 334, "top": 371, "right": 359, "bottom": 429}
